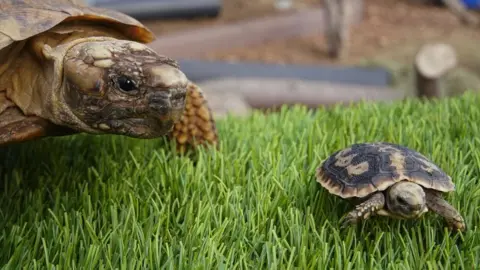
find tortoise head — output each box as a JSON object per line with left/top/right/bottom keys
{"left": 385, "top": 181, "right": 428, "bottom": 219}
{"left": 58, "top": 39, "right": 187, "bottom": 138}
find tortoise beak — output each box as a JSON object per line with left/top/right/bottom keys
{"left": 147, "top": 88, "right": 186, "bottom": 122}
{"left": 169, "top": 88, "right": 187, "bottom": 122}
{"left": 413, "top": 206, "right": 428, "bottom": 217}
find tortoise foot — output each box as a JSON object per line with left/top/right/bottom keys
{"left": 447, "top": 216, "right": 467, "bottom": 232}
{"left": 340, "top": 193, "right": 386, "bottom": 228}
{"left": 340, "top": 211, "right": 364, "bottom": 228}
{"left": 169, "top": 82, "right": 218, "bottom": 154}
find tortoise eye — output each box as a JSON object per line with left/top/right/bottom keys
{"left": 117, "top": 76, "right": 137, "bottom": 92}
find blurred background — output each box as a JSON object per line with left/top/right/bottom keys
{"left": 87, "top": 0, "right": 480, "bottom": 117}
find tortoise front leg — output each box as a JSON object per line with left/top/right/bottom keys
{"left": 425, "top": 189, "right": 466, "bottom": 232}
{"left": 341, "top": 192, "right": 385, "bottom": 228}
{"left": 0, "top": 106, "right": 76, "bottom": 146}
{"left": 169, "top": 82, "right": 218, "bottom": 153}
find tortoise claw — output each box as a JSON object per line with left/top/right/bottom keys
{"left": 339, "top": 193, "right": 385, "bottom": 229}
{"left": 340, "top": 211, "right": 362, "bottom": 229}
{"left": 448, "top": 217, "right": 467, "bottom": 232}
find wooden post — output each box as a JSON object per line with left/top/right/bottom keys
{"left": 324, "top": 0, "right": 358, "bottom": 59}
{"left": 414, "top": 43, "right": 457, "bottom": 98}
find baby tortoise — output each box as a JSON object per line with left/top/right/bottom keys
{"left": 316, "top": 142, "right": 466, "bottom": 231}
{"left": 0, "top": 0, "right": 217, "bottom": 153}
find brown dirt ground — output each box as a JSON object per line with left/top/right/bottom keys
{"left": 141, "top": 0, "right": 480, "bottom": 96}
{"left": 141, "top": 0, "right": 321, "bottom": 34}
{"left": 142, "top": 0, "right": 480, "bottom": 66}
{"left": 203, "top": 1, "right": 480, "bottom": 69}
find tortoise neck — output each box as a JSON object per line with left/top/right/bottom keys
{"left": 3, "top": 31, "right": 121, "bottom": 128}
{"left": 1, "top": 23, "right": 136, "bottom": 131}
{"left": 36, "top": 36, "right": 119, "bottom": 131}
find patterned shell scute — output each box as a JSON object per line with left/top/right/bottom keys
{"left": 316, "top": 142, "right": 455, "bottom": 199}
{"left": 0, "top": 0, "right": 155, "bottom": 50}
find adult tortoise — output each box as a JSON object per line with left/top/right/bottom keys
{"left": 316, "top": 142, "right": 466, "bottom": 231}
{"left": 0, "top": 0, "right": 217, "bottom": 152}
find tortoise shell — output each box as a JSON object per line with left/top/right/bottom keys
{"left": 0, "top": 0, "right": 155, "bottom": 50}
{"left": 316, "top": 142, "right": 455, "bottom": 199}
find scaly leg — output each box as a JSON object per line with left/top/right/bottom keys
{"left": 169, "top": 82, "right": 218, "bottom": 153}
{"left": 425, "top": 189, "right": 466, "bottom": 232}
{"left": 341, "top": 192, "right": 385, "bottom": 228}
{"left": 0, "top": 104, "right": 75, "bottom": 147}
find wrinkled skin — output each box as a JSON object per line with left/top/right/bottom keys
{"left": 56, "top": 38, "right": 188, "bottom": 138}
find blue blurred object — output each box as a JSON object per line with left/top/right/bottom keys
{"left": 86, "top": 0, "right": 222, "bottom": 20}
{"left": 176, "top": 59, "right": 391, "bottom": 87}
{"left": 462, "top": 0, "right": 480, "bottom": 9}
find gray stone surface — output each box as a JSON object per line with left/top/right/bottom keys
{"left": 199, "top": 77, "right": 404, "bottom": 117}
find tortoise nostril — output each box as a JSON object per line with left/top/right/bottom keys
{"left": 148, "top": 91, "right": 169, "bottom": 103}
{"left": 172, "top": 91, "right": 186, "bottom": 101}
{"left": 147, "top": 92, "right": 169, "bottom": 116}
{"left": 147, "top": 90, "right": 185, "bottom": 115}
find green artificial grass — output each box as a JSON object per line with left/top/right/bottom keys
{"left": 1, "top": 92, "right": 480, "bottom": 269}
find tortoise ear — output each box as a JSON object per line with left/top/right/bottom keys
{"left": 41, "top": 43, "right": 69, "bottom": 61}
{"left": 41, "top": 44, "right": 54, "bottom": 59}
{"left": 41, "top": 44, "right": 67, "bottom": 63}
